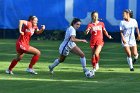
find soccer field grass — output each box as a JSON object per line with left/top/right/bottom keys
{"left": 0, "top": 39, "right": 140, "bottom": 93}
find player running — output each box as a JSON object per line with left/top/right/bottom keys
{"left": 120, "top": 9, "right": 140, "bottom": 71}
{"left": 49, "top": 18, "right": 88, "bottom": 74}
{"left": 6, "top": 16, "right": 45, "bottom": 75}
{"left": 85, "top": 11, "right": 112, "bottom": 72}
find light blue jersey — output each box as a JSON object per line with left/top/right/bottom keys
{"left": 120, "top": 18, "right": 138, "bottom": 47}
{"left": 59, "top": 26, "right": 76, "bottom": 56}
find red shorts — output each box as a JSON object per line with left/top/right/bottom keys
{"left": 90, "top": 39, "right": 104, "bottom": 48}
{"left": 16, "top": 42, "right": 29, "bottom": 54}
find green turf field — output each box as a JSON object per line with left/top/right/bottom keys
{"left": 0, "top": 39, "right": 140, "bottom": 93}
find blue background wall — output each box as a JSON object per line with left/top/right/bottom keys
{"left": 0, "top": 0, "right": 140, "bottom": 32}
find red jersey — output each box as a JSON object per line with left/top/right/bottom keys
{"left": 87, "top": 21, "right": 105, "bottom": 48}
{"left": 16, "top": 21, "right": 38, "bottom": 53}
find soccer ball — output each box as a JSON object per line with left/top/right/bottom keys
{"left": 85, "top": 70, "right": 95, "bottom": 78}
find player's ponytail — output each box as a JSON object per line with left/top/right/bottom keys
{"left": 71, "top": 18, "right": 81, "bottom": 26}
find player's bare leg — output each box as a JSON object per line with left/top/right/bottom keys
{"left": 131, "top": 45, "right": 139, "bottom": 64}
{"left": 71, "top": 46, "right": 88, "bottom": 72}
{"left": 124, "top": 46, "right": 134, "bottom": 71}
{"left": 26, "top": 46, "right": 41, "bottom": 74}
{"left": 49, "top": 55, "right": 66, "bottom": 74}
{"left": 6, "top": 53, "right": 24, "bottom": 74}
{"left": 92, "top": 45, "right": 102, "bottom": 71}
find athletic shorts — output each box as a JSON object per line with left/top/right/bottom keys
{"left": 59, "top": 42, "right": 76, "bottom": 56}
{"left": 122, "top": 40, "right": 136, "bottom": 47}
{"left": 16, "top": 42, "right": 29, "bottom": 53}
{"left": 90, "top": 39, "right": 104, "bottom": 48}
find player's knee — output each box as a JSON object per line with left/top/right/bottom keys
{"left": 36, "top": 50, "right": 41, "bottom": 56}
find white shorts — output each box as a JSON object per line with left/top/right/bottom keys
{"left": 59, "top": 42, "right": 76, "bottom": 56}
{"left": 122, "top": 40, "right": 136, "bottom": 47}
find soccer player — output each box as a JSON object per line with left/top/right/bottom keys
{"left": 85, "top": 11, "right": 112, "bottom": 71}
{"left": 49, "top": 18, "right": 88, "bottom": 74}
{"left": 120, "top": 9, "right": 140, "bottom": 71}
{"left": 6, "top": 16, "right": 45, "bottom": 74}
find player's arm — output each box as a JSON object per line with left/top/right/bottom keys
{"left": 19, "top": 20, "right": 27, "bottom": 35}
{"left": 133, "top": 19, "right": 140, "bottom": 41}
{"left": 103, "top": 29, "right": 113, "bottom": 39}
{"left": 35, "top": 25, "right": 45, "bottom": 34}
{"left": 71, "top": 35, "right": 88, "bottom": 43}
{"left": 102, "top": 22, "right": 112, "bottom": 39}
{"left": 85, "top": 27, "right": 91, "bottom": 35}
{"left": 120, "top": 21, "right": 126, "bottom": 43}
{"left": 136, "top": 27, "right": 140, "bottom": 41}
{"left": 120, "top": 30, "right": 126, "bottom": 44}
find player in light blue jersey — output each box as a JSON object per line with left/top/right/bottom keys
{"left": 49, "top": 18, "right": 88, "bottom": 75}
{"left": 120, "top": 9, "right": 140, "bottom": 71}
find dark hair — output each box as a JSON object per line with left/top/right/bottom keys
{"left": 124, "top": 9, "right": 133, "bottom": 18}
{"left": 91, "top": 11, "right": 98, "bottom": 18}
{"left": 71, "top": 18, "right": 81, "bottom": 26}
{"left": 28, "top": 16, "right": 37, "bottom": 21}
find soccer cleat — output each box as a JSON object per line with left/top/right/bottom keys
{"left": 130, "top": 68, "right": 134, "bottom": 71}
{"left": 133, "top": 59, "right": 137, "bottom": 64}
{"left": 48, "top": 65, "right": 54, "bottom": 74}
{"left": 26, "top": 68, "right": 38, "bottom": 75}
{"left": 5, "top": 69, "right": 14, "bottom": 75}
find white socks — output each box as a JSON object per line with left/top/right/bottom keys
{"left": 50, "top": 57, "right": 87, "bottom": 70}
{"left": 96, "top": 63, "right": 99, "bottom": 70}
{"left": 50, "top": 59, "right": 60, "bottom": 68}
{"left": 80, "top": 57, "right": 86, "bottom": 69}
{"left": 127, "top": 57, "right": 133, "bottom": 69}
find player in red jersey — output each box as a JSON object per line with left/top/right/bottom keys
{"left": 6, "top": 16, "right": 45, "bottom": 75}
{"left": 85, "top": 11, "right": 112, "bottom": 71}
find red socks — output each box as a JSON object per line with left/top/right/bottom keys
{"left": 96, "top": 55, "right": 100, "bottom": 63}
{"left": 29, "top": 55, "right": 39, "bottom": 68}
{"left": 91, "top": 55, "right": 100, "bottom": 68}
{"left": 91, "top": 56, "right": 96, "bottom": 68}
{"left": 8, "top": 55, "right": 39, "bottom": 71}
{"left": 9, "top": 59, "right": 18, "bottom": 71}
